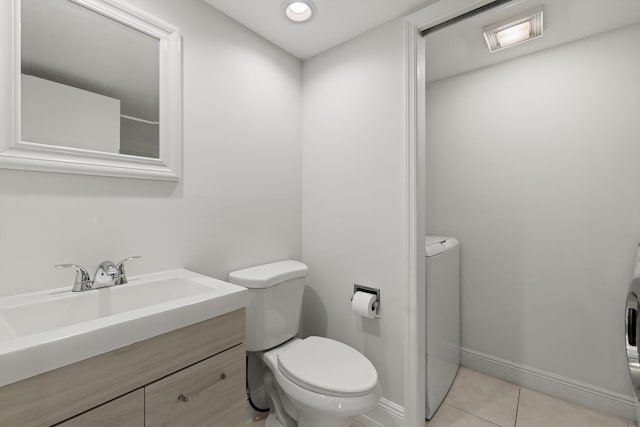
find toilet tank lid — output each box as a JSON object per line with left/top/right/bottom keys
{"left": 228, "top": 260, "right": 308, "bottom": 289}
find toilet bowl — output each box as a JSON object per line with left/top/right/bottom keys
{"left": 228, "top": 260, "right": 381, "bottom": 427}
{"left": 262, "top": 337, "right": 381, "bottom": 427}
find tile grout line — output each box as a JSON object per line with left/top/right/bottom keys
{"left": 444, "top": 402, "right": 504, "bottom": 427}
{"left": 514, "top": 387, "right": 521, "bottom": 427}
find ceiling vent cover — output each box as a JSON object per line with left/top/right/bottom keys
{"left": 483, "top": 6, "right": 544, "bottom": 53}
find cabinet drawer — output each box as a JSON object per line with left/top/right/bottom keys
{"left": 56, "top": 389, "right": 144, "bottom": 427}
{"left": 145, "top": 344, "right": 245, "bottom": 427}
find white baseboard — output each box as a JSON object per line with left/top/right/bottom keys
{"left": 354, "top": 398, "right": 405, "bottom": 427}
{"left": 461, "top": 347, "right": 638, "bottom": 423}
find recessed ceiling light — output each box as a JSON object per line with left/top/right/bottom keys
{"left": 282, "top": 0, "right": 315, "bottom": 23}
{"left": 483, "top": 7, "right": 544, "bottom": 53}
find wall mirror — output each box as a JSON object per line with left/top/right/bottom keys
{"left": 2, "top": 0, "right": 182, "bottom": 181}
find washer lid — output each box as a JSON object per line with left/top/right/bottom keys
{"left": 227, "top": 260, "right": 307, "bottom": 289}
{"left": 425, "top": 235, "right": 460, "bottom": 257}
{"left": 277, "top": 336, "right": 378, "bottom": 397}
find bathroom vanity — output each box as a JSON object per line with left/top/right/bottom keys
{"left": 0, "top": 309, "right": 245, "bottom": 426}
{"left": 0, "top": 270, "right": 248, "bottom": 427}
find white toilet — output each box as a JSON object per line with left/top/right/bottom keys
{"left": 228, "top": 260, "right": 381, "bottom": 427}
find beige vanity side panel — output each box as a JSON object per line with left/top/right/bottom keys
{"left": 0, "top": 308, "right": 245, "bottom": 427}
{"left": 145, "top": 344, "right": 246, "bottom": 427}
{"left": 55, "top": 389, "right": 144, "bottom": 427}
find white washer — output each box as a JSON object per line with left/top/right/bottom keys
{"left": 425, "top": 235, "right": 461, "bottom": 420}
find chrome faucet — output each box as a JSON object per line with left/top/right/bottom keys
{"left": 55, "top": 256, "right": 141, "bottom": 292}
{"left": 54, "top": 264, "right": 92, "bottom": 292}
{"left": 93, "top": 261, "right": 119, "bottom": 288}
{"left": 116, "top": 256, "right": 141, "bottom": 285}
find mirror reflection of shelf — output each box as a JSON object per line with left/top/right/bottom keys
{"left": 119, "top": 114, "right": 160, "bottom": 159}
{"left": 120, "top": 114, "right": 159, "bottom": 126}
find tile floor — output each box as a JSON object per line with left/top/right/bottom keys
{"left": 426, "top": 368, "right": 633, "bottom": 427}
{"left": 250, "top": 367, "right": 634, "bottom": 427}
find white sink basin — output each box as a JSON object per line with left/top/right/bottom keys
{"left": 0, "top": 269, "right": 247, "bottom": 388}
{"left": 2, "top": 277, "right": 215, "bottom": 337}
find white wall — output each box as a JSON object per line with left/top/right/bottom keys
{"left": 426, "top": 23, "right": 640, "bottom": 402}
{"left": 302, "top": 18, "right": 407, "bottom": 423}
{"left": 0, "top": 0, "right": 302, "bottom": 297}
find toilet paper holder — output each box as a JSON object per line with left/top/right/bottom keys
{"left": 352, "top": 284, "right": 381, "bottom": 318}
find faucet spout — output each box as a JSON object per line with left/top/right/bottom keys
{"left": 93, "top": 261, "right": 119, "bottom": 288}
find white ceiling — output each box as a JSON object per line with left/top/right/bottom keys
{"left": 203, "top": 0, "right": 432, "bottom": 59}
{"left": 204, "top": 0, "right": 640, "bottom": 72}
{"left": 425, "top": 0, "right": 640, "bottom": 82}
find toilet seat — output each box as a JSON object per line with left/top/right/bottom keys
{"left": 277, "top": 336, "right": 378, "bottom": 398}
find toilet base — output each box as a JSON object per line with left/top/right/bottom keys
{"left": 263, "top": 367, "right": 358, "bottom": 427}
{"left": 264, "top": 411, "right": 351, "bottom": 427}
{"left": 297, "top": 410, "right": 351, "bottom": 427}
{"left": 266, "top": 414, "right": 283, "bottom": 427}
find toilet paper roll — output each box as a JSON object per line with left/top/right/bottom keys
{"left": 352, "top": 291, "right": 378, "bottom": 319}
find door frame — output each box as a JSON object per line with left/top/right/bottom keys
{"left": 401, "top": 2, "right": 497, "bottom": 425}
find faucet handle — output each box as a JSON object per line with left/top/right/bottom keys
{"left": 116, "top": 256, "right": 141, "bottom": 285}
{"left": 55, "top": 264, "right": 92, "bottom": 292}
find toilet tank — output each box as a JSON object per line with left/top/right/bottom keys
{"left": 228, "top": 260, "right": 308, "bottom": 352}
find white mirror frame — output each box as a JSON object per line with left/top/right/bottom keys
{"left": 4, "top": 0, "right": 182, "bottom": 181}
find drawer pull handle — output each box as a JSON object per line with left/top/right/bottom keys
{"left": 175, "top": 373, "right": 228, "bottom": 403}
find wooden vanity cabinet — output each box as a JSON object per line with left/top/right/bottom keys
{"left": 55, "top": 390, "right": 145, "bottom": 427}
{"left": 57, "top": 344, "right": 245, "bottom": 427}
{"left": 0, "top": 309, "right": 246, "bottom": 427}
{"left": 145, "top": 344, "right": 245, "bottom": 427}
